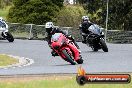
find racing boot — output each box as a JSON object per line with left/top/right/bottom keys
{"left": 82, "top": 40, "right": 86, "bottom": 44}
{"left": 51, "top": 50, "right": 59, "bottom": 57}
{"left": 82, "top": 35, "right": 87, "bottom": 44}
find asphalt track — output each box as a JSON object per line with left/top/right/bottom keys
{"left": 0, "top": 39, "right": 132, "bottom": 75}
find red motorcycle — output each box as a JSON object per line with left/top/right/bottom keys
{"left": 51, "top": 33, "right": 83, "bottom": 65}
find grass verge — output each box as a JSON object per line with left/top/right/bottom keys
{"left": 0, "top": 75, "right": 131, "bottom": 88}
{"left": 0, "top": 54, "right": 18, "bottom": 66}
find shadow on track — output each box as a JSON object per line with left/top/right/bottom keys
{"left": 53, "top": 64, "right": 72, "bottom": 66}
{"left": 81, "top": 50, "right": 105, "bottom": 54}
{"left": 0, "top": 41, "right": 10, "bottom": 43}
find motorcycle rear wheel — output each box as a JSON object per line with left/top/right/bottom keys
{"left": 62, "top": 49, "right": 76, "bottom": 65}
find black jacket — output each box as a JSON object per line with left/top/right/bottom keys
{"left": 46, "top": 27, "right": 66, "bottom": 44}
{"left": 80, "top": 21, "right": 93, "bottom": 34}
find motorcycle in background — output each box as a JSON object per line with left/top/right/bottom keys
{"left": 51, "top": 33, "right": 83, "bottom": 65}
{"left": 0, "top": 21, "right": 14, "bottom": 42}
{"left": 85, "top": 24, "right": 108, "bottom": 52}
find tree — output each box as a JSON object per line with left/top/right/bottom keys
{"left": 51, "top": 0, "right": 63, "bottom": 8}
{"left": 83, "top": 0, "right": 132, "bottom": 30}
{"left": 0, "top": 0, "right": 12, "bottom": 9}
{"left": 13, "top": 0, "right": 29, "bottom": 6}
{"left": 76, "top": 0, "right": 88, "bottom": 4}
{"left": 7, "top": 0, "right": 63, "bottom": 24}
{"left": 56, "top": 5, "right": 87, "bottom": 27}
{"left": 0, "top": 0, "right": 4, "bottom": 8}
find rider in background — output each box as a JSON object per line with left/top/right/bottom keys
{"left": 79, "top": 16, "right": 93, "bottom": 44}
{"left": 45, "top": 22, "right": 79, "bottom": 56}
{"left": 0, "top": 17, "right": 8, "bottom": 29}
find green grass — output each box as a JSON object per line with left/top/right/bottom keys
{"left": 11, "top": 32, "right": 45, "bottom": 39}
{"left": 0, "top": 6, "right": 11, "bottom": 19}
{"left": 0, "top": 54, "right": 18, "bottom": 66}
{"left": 12, "top": 32, "right": 30, "bottom": 38}
{"left": 0, "top": 76, "right": 131, "bottom": 88}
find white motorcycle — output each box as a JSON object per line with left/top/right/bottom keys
{"left": 0, "top": 21, "right": 14, "bottom": 42}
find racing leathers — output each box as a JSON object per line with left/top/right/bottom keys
{"left": 46, "top": 27, "right": 79, "bottom": 56}
{"left": 79, "top": 21, "right": 93, "bottom": 43}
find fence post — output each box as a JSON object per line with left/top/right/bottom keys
{"left": 29, "top": 24, "right": 33, "bottom": 39}
{"left": 105, "top": 0, "right": 109, "bottom": 42}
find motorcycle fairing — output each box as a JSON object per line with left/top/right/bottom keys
{"left": 51, "top": 33, "right": 80, "bottom": 61}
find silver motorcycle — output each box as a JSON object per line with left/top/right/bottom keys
{"left": 0, "top": 20, "right": 14, "bottom": 42}
{"left": 85, "top": 24, "right": 108, "bottom": 52}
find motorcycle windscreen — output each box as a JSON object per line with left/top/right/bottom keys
{"left": 51, "top": 33, "right": 62, "bottom": 42}
{"left": 0, "top": 21, "right": 6, "bottom": 28}
{"left": 88, "top": 24, "right": 102, "bottom": 35}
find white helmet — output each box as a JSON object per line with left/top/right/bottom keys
{"left": 45, "top": 22, "right": 54, "bottom": 33}
{"left": 45, "top": 22, "right": 54, "bottom": 29}
{"left": 0, "top": 17, "right": 4, "bottom": 21}
{"left": 82, "top": 16, "right": 89, "bottom": 21}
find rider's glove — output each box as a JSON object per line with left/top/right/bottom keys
{"left": 67, "top": 35, "right": 74, "bottom": 41}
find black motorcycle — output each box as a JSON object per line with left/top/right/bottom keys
{"left": 85, "top": 24, "right": 108, "bottom": 52}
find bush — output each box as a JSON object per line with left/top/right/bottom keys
{"left": 56, "top": 5, "right": 87, "bottom": 28}
{"left": 7, "top": 0, "right": 63, "bottom": 25}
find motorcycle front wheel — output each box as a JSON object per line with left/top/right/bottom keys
{"left": 2, "top": 32, "right": 14, "bottom": 42}
{"left": 100, "top": 39, "right": 108, "bottom": 52}
{"left": 6, "top": 32, "right": 14, "bottom": 42}
{"left": 62, "top": 49, "right": 76, "bottom": 65}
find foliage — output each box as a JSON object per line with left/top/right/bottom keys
{"left": 7, "top": 0, "right": 63, "bottom": 25}
{"left": 0, "top": 54, "right": 18, "bottom": 66}
{"left": 0, "top": 6, "right": 11, "bottom": 19}
{"left": 51, "top": 0, "right": 64, "bottom": 8}
{"left": 0, "top": 0, "right": 12, "bottom": 9}
{"left": 83, "top": 0, "right": 132, "bottom": 30}
{"left": 56, "top": 5, "right": 87, "bottom": 27}
{"left": 108, "top": 0, "right": 132, "bottom": 30}
{"left": 13, "top": 0, "right": 29, "bottom": 6}
{"left": 0, "top": 0, "right": 4, "bottom": 8}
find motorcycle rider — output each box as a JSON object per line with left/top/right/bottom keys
{"left": 0, "top": 17, "right": 8, "bottom": 29}
{"left": 45, "top": 22, "right": 80, "bottom": 56}
{"left": 79, "top": 16, "right": 93, "bottom": 44}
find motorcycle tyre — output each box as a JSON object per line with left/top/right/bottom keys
{"left": 2, "top": 32, "right": 14, "bottom": 42}
{"left": 62, "top": 49, "right": 76, "bottom": 65}
{"left": 100, "top": 39, "right": 108, "bottom": 52}
{"left": 76, "top": 56, "right": 83, "bottom": 64}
